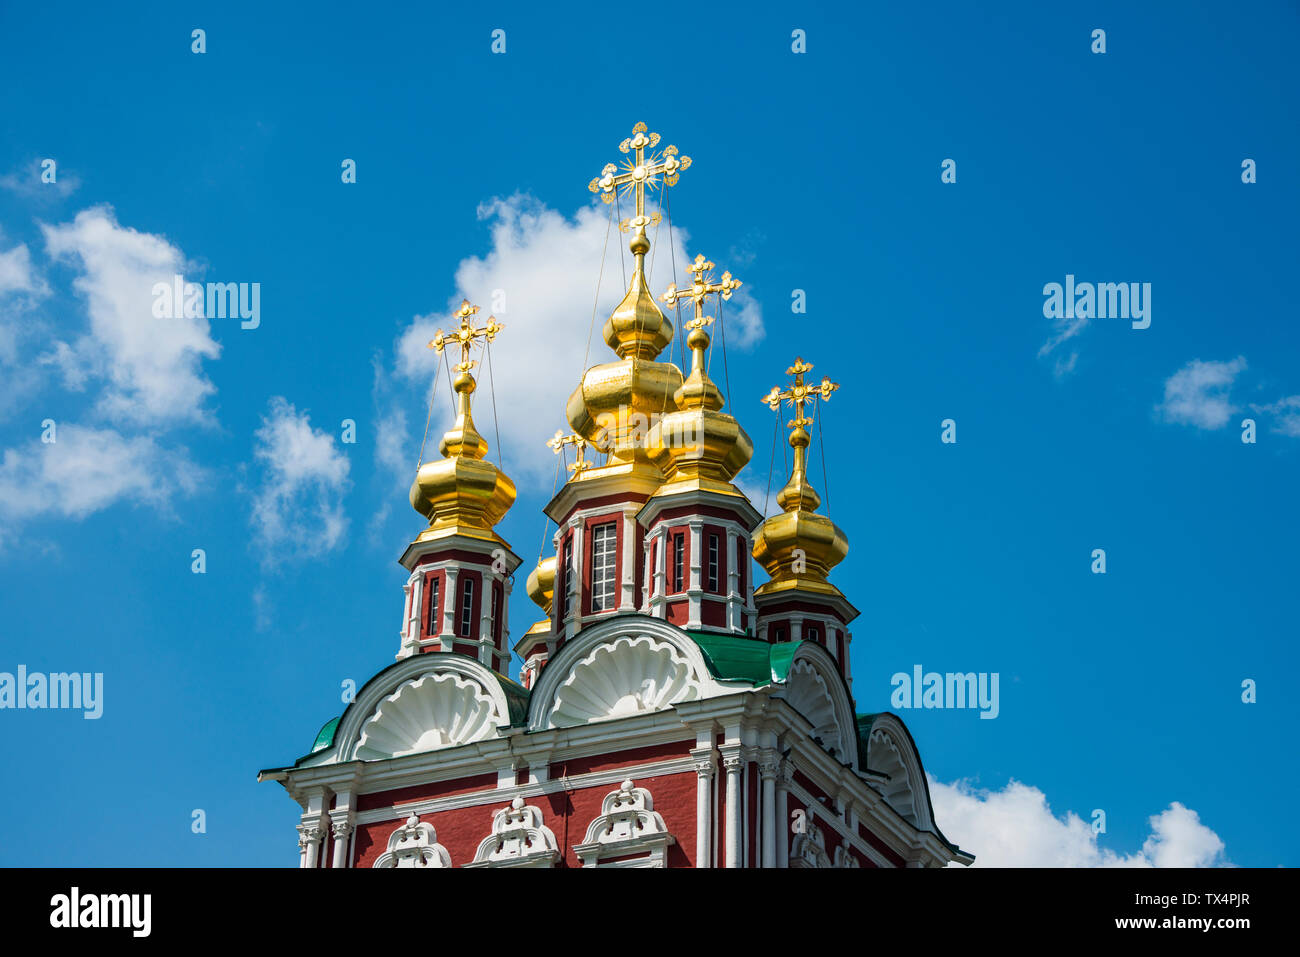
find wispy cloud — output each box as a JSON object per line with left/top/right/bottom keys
{"left": 1156, "top": 357, "right": 1246, "bottom": 430}
{"left": 930, "top": 777, "right": 1229, "bottom": 867}
{"left": 0, "top": 159, "right": 81, "bottom": 201}
{"left": 1037, "top": 315, "right": 1088, "bottom": 380}
{"left": 249, "top": 397, "right": 351, "bottom": 566}
{"left": 0, "top": 425, "right": 202, "bottom": 546}
{"left": 1249, "top": 395, "right": 1300, "bottom": 437}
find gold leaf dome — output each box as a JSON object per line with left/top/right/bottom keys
{"left": 645, "top": 290, "right": 752, "bottom": 494}
{"left": 409, "top": 368, "right": 516, "bottom": 545}
{"left": 525, "top": 555, "right": 556, "bottom": 615}
{"left": 752, "top": 360, "right": 848, "bottom": 598}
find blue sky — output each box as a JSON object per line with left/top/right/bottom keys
{"left": 0, "top": 1, "right": 1296, "bottom": 866}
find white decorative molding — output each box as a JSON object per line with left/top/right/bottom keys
{"left": 466, "top": 797, "right": 560, "bottom": 868}
{"left": 784, "top": 659, "right": 841, "bottom": 757}
{"left": 573, "top": 779, "right": 676, "bottom": 868}
{"left": 548, "top": 634, "right": 701, "bottom": 728}
{"left": 373, "top": 814, "right": 452, "bottom": 868}
{"left": 868, "top": 728, "right": 920, "bottom": 826}
{"left": 789, "top": 817, "right": 831, "bottom": 869}
{"left": 356, "top": 672, "right": 503, "bottom": 760}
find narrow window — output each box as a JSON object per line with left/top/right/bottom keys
{"left": 774, "top": 625, "right": 786, "bottom": 643}
{"left": 426, "top": 576, "right": 440, "bottom": 636}
{"left": 673, "top": 533, "right": 685, "bottom": 592}
{"left": 591, "top": 522, "right": 617, "bottom": 612}
{"left": 807, "top": 625, "right": 819, "bottom": 643}
{"left": 708, "top": 534, "right": 719, "bottom": 592}
{"left": 561, "top": 537, "right": 573, "bottom": 618}
{"left": 492, "top": 582, "right": 503, "bottom": 642}
{"left": 460, "top": 576, "right": 475, "bottom": 637}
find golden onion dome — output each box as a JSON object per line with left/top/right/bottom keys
{"left": 565, "top": 241, "right": 683, "bottom": 473}
{"left": 525, "top": 555, "right": 556, "bottom": 615}
{"left": 752, "top": 359, "right": 848, "bottom": 597}
{"left": 645, "top": 307, "right": 752, "bottom": 494}
{"left": 409, "top": 367, "right": 516, "bottom": 545}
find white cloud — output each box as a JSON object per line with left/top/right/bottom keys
{"left": 0, "top": 241, "right": 52, "bottom": 412}
{"left": 0, "top": 159, "right": 81, "bottom": 200}
{"left": 1038, "top": 315, "right": 1087, "bottom": 379}
{"left": 41, "top": 206, "right": 220, "bottom": 427}
{"left": 1250, "top": 395, "right": 1300, "bottom": 437}
{"left": 249, "top": 397, "right": 351, "bottom": 565}
{"left": 929, "top": 777, "right": 1228, "bottom": 867}
{"left": 0, "top": 425, "right": 201, "bottom": 543}
{"left": 0, "top": 242, "right": 47, "bottom": 300}
{"left": 1156, "top": 357, "right": 1246, "bottom": 430}
{"left": 386, "top": 193, "right": 763, "bottom": 484}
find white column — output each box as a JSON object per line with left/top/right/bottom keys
{"left": 441, "top": 567, "right": 459, "bottom": 651}
{"left": 619, "top": 506, "right": 638, "bottom": 612}
{"left": 691, "top": 747, "right": 716, "bottom": 868}
{"left": 399, "top": 577, "right": 414, "bottom": 652}
{"left": 651, "top": 527, "right": 667, "bottom": 618}
{"left": 566, "top": 520, "right": 583, "bottom": 638}
{"left": 479, "top": 570, "right": 495, "bottom": 667}
{"left": 790, "top": 619, "right": 803, "bottom": 641}
{"left": 299, "top": 790, "right": 329, "bottom": 869}
{"left": 760, "top": 755, "right": 778, "bottom": 868}
{"left": 687, "top": 521, "right": 704, "bottom": 629}
{"left": 328, "top": 789, "right": 356, "bottom": 869}
{"left": 722, "top": 750, "right": 742, "bottom": 868}
{"left": 725, "top": 528, "right": 742, "bottom": 632}
{"left": 641, "top": 535, "right": 654, "bottom": 613}
{"left": 500, "top": 574, "right": 514, "bottom": 661}
{"left": 776, "top": 762, "right": 791, "bottom": 868}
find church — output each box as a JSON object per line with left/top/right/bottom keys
{"left": 258, "top": 123, "right": 973, "bottom": 869}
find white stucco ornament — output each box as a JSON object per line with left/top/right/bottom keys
{"left": 356, "top": 672, "right": 502, "bottom": 759}
{"left": 549, "top": 634, "right": 701, "bottom": 728}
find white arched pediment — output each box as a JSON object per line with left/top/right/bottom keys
{"left": 303, "top": 654, "right": 514, "bottom": 765}
{"left": 864, "top": 714, "right": 934, "bottom": 831}
{"left": 775, "top": 643, "right": 859, "bottom": 770}
{"left": 356, "top": 672, "right": 500, "bottom": 760}
{"left": 527, "top": 615, "right": 730, "bottom": 732}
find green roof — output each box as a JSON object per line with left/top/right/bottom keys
{"left": 686, "top": 631, "right": 803, "bottom": 686}
{"left": 309, "top": 716, "right": 340, "bottom": 755}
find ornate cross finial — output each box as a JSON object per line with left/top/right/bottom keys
{"left": 661, "top": 253, "right": 742, "bottom": 329}
{"left": 548, "top": 429, "right": 592, "bottom": 474}
{"left": 428, "top": 299, "right": 504, "bottom": 372}
{"left": 762, "top": 357, "right": 839, "bottom": 430}
{"left": 588, "top": 122, "right": 691, "bottom": 246}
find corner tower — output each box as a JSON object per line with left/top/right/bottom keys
{"left": 639, "top": 254, "right": 761, "bottom": 632}
{"left": 751, "top": 358, "right": 859, "bottom": 682}
{"left": 398, "top": 299, "right": 521, "bottom": 673}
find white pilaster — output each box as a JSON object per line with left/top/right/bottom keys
{"left": 687, "top": 521, "right": 704, "bottom": 629}
{"left": 759, "top": 754, "right": 778, "bottom": 868}
{"left": 691, "top": 746, "right": 716, "bottom": 868}
{"left": 722, "top": 748, "right": 742, "bottom": 868}
{"left": 441, "top": 567, "right": 459, "bottom": 651}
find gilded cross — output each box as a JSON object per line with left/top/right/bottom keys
{"left": 762, "top": 358, "right": 839, "bottom": 429}
{"left": 548, "top": 429, "right": 592, "bottom": 474}
{"left": 428, "top": 299, "right": 504, "bottom": 372}
{"left": 588, "top": 122, "right": 691, "bottom": 235}
{"left": 661, "top": 254, "right": 742, "bottom": 330}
